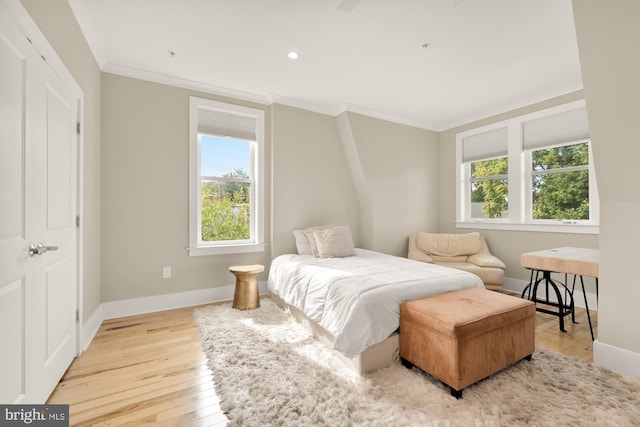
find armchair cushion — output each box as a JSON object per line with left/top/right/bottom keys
{"left": 467, "top": 253, "right": 506, "bottom": 269}
{"left": 416, "top": 232, "right": 483, "bottom": 257}
{"left": 407, "top": 234, "right": 434, "bottom": 263}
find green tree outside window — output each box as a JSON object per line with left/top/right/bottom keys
{"left": 470, "top": 157, "right": 508, "bottom": 218}
{"left": 531, "top": 142, "right": 589, "bottom": 220}
{"left": 201, "top": 169, "right": 251, "bottom": 241}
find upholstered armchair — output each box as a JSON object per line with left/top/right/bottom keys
{"left": 408, "top": 232, "right": 506, "bottom": 290}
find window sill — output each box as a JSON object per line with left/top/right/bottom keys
{"left": 456, "top": 221, "right": 599, "bottom": 235}
{"left": 187, "top": 242, "right": 265, "bottom": 256}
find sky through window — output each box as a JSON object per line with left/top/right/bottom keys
{"left": 201, "top": 135, "right": 250, "bottom": 177}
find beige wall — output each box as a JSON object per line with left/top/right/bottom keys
{"left": 339, "top": 112, "right": 440, "bottom": 256}
{"left": 20, "top": 0, "right": 102, "bottom": 322}
{"left": 270, "top": 104, "right": 359, "bottom": 257}
{"left": 573, "top": 0, "right": 640, "bottom": 357}
{"left": 437, "top": 91, "right": 599, "bottom": 285}
{"left": 101, "top": 74, "right": 272, "bottom": 301}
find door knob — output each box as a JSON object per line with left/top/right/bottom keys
{"left": 28, "top": 243, "right": 59, "bottom": 257}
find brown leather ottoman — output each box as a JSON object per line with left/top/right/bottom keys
{"left": 400, "top": 288, "right": 535, "bottom": 398}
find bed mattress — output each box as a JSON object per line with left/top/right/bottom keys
{"left": 268, "top": 248, "right": 484, "bottom": 358}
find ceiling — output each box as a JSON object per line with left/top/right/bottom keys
{"left": 67, "top": 0, "right": 583, "bottom": 131}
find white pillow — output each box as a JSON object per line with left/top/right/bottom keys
{"left": 293, "top": 229, "right": 312, "bottom": 255}
{"left": 296, "top": 224, "right": 334, "bottom": 256}
{"left": 313, "top": 225, "right": 356, "bottom": 258}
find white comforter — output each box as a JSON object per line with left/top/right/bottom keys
{"left": 268, "top": 249, "right": 484, "bottom": 358}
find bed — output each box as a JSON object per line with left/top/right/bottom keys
{"left": 268, "top": 247, "right": 485, "bottom": 374}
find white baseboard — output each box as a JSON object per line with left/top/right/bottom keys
{"left": 503, "top": 276, "right": 598, "bottom": 311}
{"left": 101, "top": 281, "right": 269, "bottom": 320}
{"left": 594, "top": 340, "right": 640, "bottom": 380}
{"left": 80, "top": 305, "right": 104, "bottom": 353}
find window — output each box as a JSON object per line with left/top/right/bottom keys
{"left": 189, "top": 97, "right": 265, "bottom": 255}
{"left": 456, "top": 100, "right": 599, "bottom": 234}
{"left": 530, "top": 141, "right": 589, "bottom": 221}
{"left": 462, "top": 127, "right": 509, "bottom": 220}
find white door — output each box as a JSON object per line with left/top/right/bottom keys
{"left": 0, "top": 6, "right": 78, "bottom": 404}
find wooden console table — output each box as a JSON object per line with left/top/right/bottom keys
{"left": 521, "top": 247, "right": 598, "bottom": 340}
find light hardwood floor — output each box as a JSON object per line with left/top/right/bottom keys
{"left": 47, "top": 297, "right": 597, "bottom": 426}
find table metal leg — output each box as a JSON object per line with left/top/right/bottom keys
{"left": 569, "top": 275, "right": 577, "bottom": 324}
{"left": 521, "top": 269, "right": 539, "bottom": 300}
{"left": 524, "top": 269, "right": 574, "bottom": 333}
{"left": 579, "top": 275, "right": 595, "bottom": 341}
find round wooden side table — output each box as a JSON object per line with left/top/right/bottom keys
{"left": 229, "top": 264, "right": 265, "bottom": 310}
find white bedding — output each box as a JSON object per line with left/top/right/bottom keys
{"left": 268, "top": 248, "right": 484, "bottom": 358}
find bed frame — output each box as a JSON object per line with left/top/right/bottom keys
{"left": 269, "top": 293, "right": 399, "bottom": 375}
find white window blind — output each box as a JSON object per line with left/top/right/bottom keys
{"left": 198, "top": 108, "right": 257, "bottom": 141}
{"left": 462, "top": 127, "right": 508, "bottom": 162}
{"left": 523, "top": 107, "right": 589, "bottom": 150}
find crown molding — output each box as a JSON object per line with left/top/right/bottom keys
{"left": 102, "top": 63, "right": 444, "bottom": 130}
{"left": 340, "top": 103, "right": 437, "bottom": 131}
{"left": 269, "top": 94, "right": 339, "bottom": 116}
{"left": 103, "top": 62, "right": 272, "bottom": 106}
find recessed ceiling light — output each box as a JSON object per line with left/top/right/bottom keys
{"left": 288, "top": 51, "right": 299, "bottom": 60}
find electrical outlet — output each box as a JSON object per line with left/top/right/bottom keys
{"left": 163, "top": 266, "right": 171, "bottom": 279}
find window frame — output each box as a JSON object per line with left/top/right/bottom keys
{"left": 188, "top": 97, "right": 265, "bottom": 256}
{"left": 456, "top": 100, "right": 599, "bottom": 234}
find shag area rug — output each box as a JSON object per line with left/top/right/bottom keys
{"left": 194, "top": 299, "right": 640, "bottom": 427}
